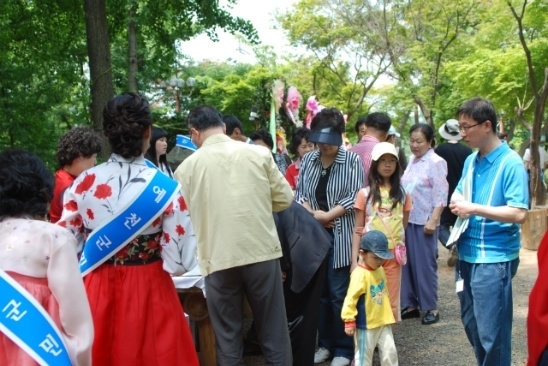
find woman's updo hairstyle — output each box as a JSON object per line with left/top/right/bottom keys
{"left": 0, "top": 149, "right": 53, "bottom": 218}
{"left": 103, "top": 93, "right": 152, "bottom": 158}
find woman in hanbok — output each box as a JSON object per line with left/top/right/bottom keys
{"left": 0, "top": 149, "right": 93, "bottom": 366}
{"left": 58, "top": 93, "right": 199, "bottom": 366}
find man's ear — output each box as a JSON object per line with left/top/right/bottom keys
{"left": 144, "top": 125, "right": 152, "bottom": 139}
{"left": 234, "top": 127, "right": 242, "bottom": 137}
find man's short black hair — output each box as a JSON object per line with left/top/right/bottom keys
{"left": 249, "top": 129, "right": 274, "bottom": 150}
{"left": 364, "top": 112, "right": 391, "bottom": 133}
{"left": 187, "top": 105, "right": 224, "bottom": 131}
{"left": 457, "top": 97, "right": 497, "bottom": 133}
{"left": 223, "top": 114, "right": 244, "bottom": 136}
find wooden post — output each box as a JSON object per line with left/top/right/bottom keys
{"left": 178, "top": 289, "right": 216, "bottom": 365}
{"left": 522, "top": 208, "right": 548, "bottom": 250}
{"left": 197, "top": 316, "right": 216, "bottom": 366}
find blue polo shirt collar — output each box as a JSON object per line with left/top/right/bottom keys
{"left": 476, "top": 141, "right": 506, "bottom": 165}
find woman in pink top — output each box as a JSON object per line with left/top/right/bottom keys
{"left": 400, "top": 123, "right": 448, "bottom": 325}
{"left": 0, "top": 149, "right": 93, "bottom": 366}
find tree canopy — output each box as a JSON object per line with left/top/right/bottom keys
{"left": 0, "top": 0, "right": 257, "bottom": 167}
{"left": 2, "top": 0, "right": 548, "bottom": 204}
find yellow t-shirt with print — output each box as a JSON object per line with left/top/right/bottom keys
{"left": 355, "top": 186, "right": 412, "bottom": 249}
{"left": 341, "top": 265, "right": 395, "bottom": 329}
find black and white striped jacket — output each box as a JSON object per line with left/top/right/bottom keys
{"left": 295, "top": 148, "right": 364, "bottom": 269}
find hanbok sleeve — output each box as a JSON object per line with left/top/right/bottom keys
{"left": 47, "top": 228, "right": 93, "bottom": 366}
{"left": 159, "top": 190, "right": 198, "bottom": 276}
{"left": 56, "top": 187, "right": 86, "bottom": 254}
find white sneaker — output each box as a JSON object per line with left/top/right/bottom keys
{"left": 314, "top": 347, "right": 331, "bottom": 363}
{"left": 331, "top": 356, "right": 351, "bottom": 366}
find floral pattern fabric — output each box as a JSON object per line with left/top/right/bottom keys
{"left": 105, "top": 233, "right": 162, "bottom": 265}
{"left": 401, "top": 149, "right": 448, "bottom": 225}
{"left": 57, "top": 154, "right": 197, "bottom": 276}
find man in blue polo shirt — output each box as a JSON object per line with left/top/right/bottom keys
{"left": 449, "top": 97, "right": 528, "bottom": 366}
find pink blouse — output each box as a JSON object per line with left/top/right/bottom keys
{"left": 401, "top": 148, "right": 448, "bottom": 225}
{"left": 0, "top": 218, "right": 93, "bottom": 365}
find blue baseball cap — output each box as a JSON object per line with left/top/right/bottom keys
{"left": 360, "top": 230, "right": 393, "bottom": 260}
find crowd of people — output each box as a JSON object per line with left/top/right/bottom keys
{"left": 0, "top": 93, "right": 545, "bottom": 366}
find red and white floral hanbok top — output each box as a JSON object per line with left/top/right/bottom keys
{"left": 57, "top": 154, "right": 197, "bottom": 276}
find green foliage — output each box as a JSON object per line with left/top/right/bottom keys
{"left": 1, "top": 0, "right": 257, "bottom": 169}
{"left": 0, "top": 0, "right": 89, "bottom": 169}
{"left": 107, "top": 0, "right": 258, "bottom": 94}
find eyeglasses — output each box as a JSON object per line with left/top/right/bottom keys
{"left": 378, "top": 158, "right": 397, "bottom": 165}
{"left": 458, "top": 122, "right": 483, "bottom": 132}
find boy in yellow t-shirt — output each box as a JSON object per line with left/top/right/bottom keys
{"left": 342, "top": 230, "right": 398, "bottom": 366}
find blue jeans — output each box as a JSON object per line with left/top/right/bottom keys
{"left": 456, "top": 259, "right": 519, "bottom": 366}
{"left": 317, "top": 245, "right": 354, "bottom": 360}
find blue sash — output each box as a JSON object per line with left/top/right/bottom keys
{"left": 175, "top": 134, "right": 197, "bottom": 151}
{"left": 0, "top": 270, "right": 71, "bottom": 366}
{"left": 144, "top": 158, "right": 157, "bottom": 168}
{"left": 79, "top": 170, "right": 180, "bottom": 276}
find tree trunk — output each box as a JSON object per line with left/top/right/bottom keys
{"left": 128, "top": 3, "right": 138, "bottom": 93}
{"left": 414, "top": 97, "right": 433, "bottom": 126}
{"left": 84, "top": 0, "right": 114, "bottom": 160}
{"left": 413, "top": 104, "right": 420, "bottom": 124}
{"left": 530, "top": 68, "right": 548, "bottom": 206}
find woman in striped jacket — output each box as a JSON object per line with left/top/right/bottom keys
{"left": 295, "top": 108, "right": 364, "bottom": 366}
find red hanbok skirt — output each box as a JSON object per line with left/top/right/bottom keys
{"left": 84, "top": 260, "right": 199, "bottom": 366}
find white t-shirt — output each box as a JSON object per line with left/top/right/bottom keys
{"left": 523, "top": 147, "right": 547, "bottom": 170}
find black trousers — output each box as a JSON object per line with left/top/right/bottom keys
{"left": 246, "top": 260, "right": 327, "bottom": 366}
{"left": 284, "top": 260, "right": 327, "bottom": 366}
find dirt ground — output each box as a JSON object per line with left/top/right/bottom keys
{"left": 244, "top": 243, "right": 539, "bottom": 366}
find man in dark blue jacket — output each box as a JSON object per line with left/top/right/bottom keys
{"left": 246, "top": 201, "right": 332, "bottom": 366}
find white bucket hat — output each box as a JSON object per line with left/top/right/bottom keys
{"left": 439, "top": 119, "right": 462, "bottom": 141}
